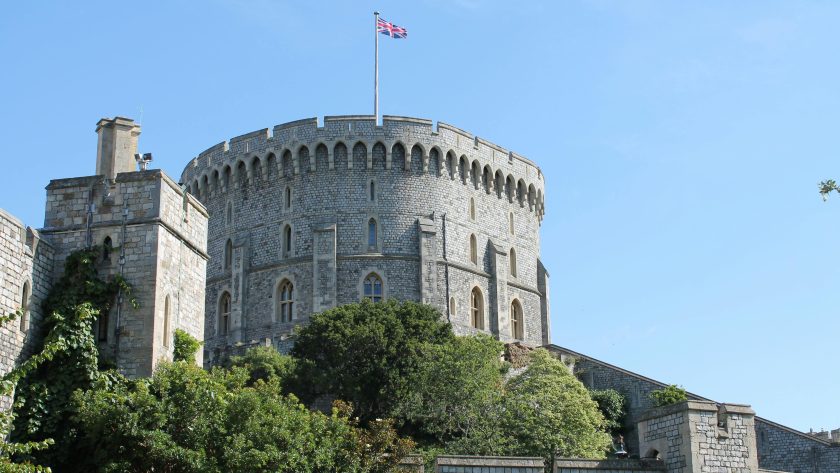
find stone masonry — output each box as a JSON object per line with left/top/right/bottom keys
{"left": 178, "top": 115, "right": 551, "bottom": 364}
{"left": 0, "top": 209, "right": 54, "bottom": 409}
{"left": 547, "top": 344, "right": 840, "bottom": 473}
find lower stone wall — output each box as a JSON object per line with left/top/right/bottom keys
{"left": 434, "top": 455, "right": 544, "bottom": 473}
{"left": 755, "top": 418, "right": 840, "bottom": 473}
{"left": 554, "top": 458, "right": 665, "bottom": 473}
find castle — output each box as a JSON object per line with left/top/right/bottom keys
{"left": 1, "top": 115, "right": 837, "bottom": 472}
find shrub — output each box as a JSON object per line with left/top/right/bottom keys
{"left": 649, "top": 384, "right": 688, "bottom": 407}
{"left": 173, "top": 329, "right": 202, "bottom": 363}
{"left": 589, "top": 389, "right": 627, "bottom": 434}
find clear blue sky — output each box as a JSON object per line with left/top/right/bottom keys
{"left": 2, "top": 1, "right": 838, "bottom": 432}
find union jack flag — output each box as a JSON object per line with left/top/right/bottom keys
{"left": 377, "top": 17, "right": 407, "bottom": 39}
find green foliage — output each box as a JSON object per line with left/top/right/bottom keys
{"left": 393, "top": 335, "right": 509, "bottom": 454}
{"left": 820, "top": 179, "right": 839, "bottom": 201}
{"left": 649, "top": 384, "right": 688, "bottom": 407}
{"left": 0, "top": 309, "right": 57, "bottom": 473}
{"left": 172, "top": 329, "right": 202, "bottom": 363}
{"left": 502, "top": 350, "right": 611, "bottom": 462}
{"left": 290, "top": 299, "right": 453, "bottom": 423}
{"left": 589, "top": 389, "right": 627, "bottom": 434}
{"left": 229, "top": 346, "right": 295, "bottom": 386}
{"left": 11, "top": 247, "right": 135, "bottom": 468}
{"left": 71, "top": 362, "right": 413, "bottom": 473}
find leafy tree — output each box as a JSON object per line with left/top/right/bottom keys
{"left": 228, "top": 346, "right": 295, "bottom": 386}
{"left": 649, "top": 384, "right": 688, "bottom": 407}
{"left": 589, "top": 389, "right": 627, "bottom": 434}
{"left": 393, "top": 334, "right": 509, "bottom": 454}
{"left": 71, "top": 362, "right": 413, "bottom": 473}
{"left": 290, "top": 300, "right": 453, "bottom": 423}
{"left": 819, "top": 179, "right": 839, "bottom": 200}
{"left": 173, "top": 328, "right": 202, "bottom": 363}
{"left": 503, "top": 349, "right": 611, "bottom": 462}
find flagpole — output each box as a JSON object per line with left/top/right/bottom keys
{"left": 374, "top": 11, "right": 379, "bottom": 124}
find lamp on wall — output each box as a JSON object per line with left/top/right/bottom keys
{"left": 134, "top": 153, "right": 153, "bottom": 171}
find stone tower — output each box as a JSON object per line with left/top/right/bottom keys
{"left": 39, "top": 117, "right": 208, "bottom": 377}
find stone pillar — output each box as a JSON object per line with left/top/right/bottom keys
{"left": 489, "top": 242, "right": 509, "bottom": 341}
{"left": 637, "top": 401, "right": 759, "bottom": 473}
{"left": 96, "top": 117, "right": 141, "bottom": 180}
{"left": 312, "top": 222, "right": 337, "bottom": 313}
{"left": 417, "top": 217, "right": 437, "bottom": 305}
{"left": 229, "top": 237, "right": 248, "bottom": 343}
{"left": 537, "top": 258, "right": 551, "bottom": 345}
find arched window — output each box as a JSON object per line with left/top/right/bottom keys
{"left": 469, "top": 234, "right": 478, "bottom": 265}
{"left": 509, "top": 212, "right": 515, "bottom": 235}
{"left": 369, "top": 180, "right": 376, "bottom": 201}
{"left": 19, "top": 282, "right": 30, "bottom": 332}
{"left": 282, "top": 225, "right": 293, "bottom": 258}
{"left": 163, "top": 295, "right": 171, "bottom": 348}
{"left": 284, "top": 186, "right": 292, "bottom": 210}
{"left": 363, "top": 273, "right": 383, "bottom": 302}
{"left": 509, "top": 248, "right": 517, "bottom": 278}
{"left": 469, "top": 198, "right": 476, "bottom": 221}
{"left": 470, "top": 287, "right": 484, "bottom": 330}
{"left": 449, "top": 297, "right": 456, "bottom": 317}
{"left": 511, "top": 299, "right": 524, "bottom": 339}
{"left": 219, "top": 292, "right": 231, "bottom": 335}
{"left": 224, "top": 239, "right": 233, "bottom": 270}
{"left": 276, "top": 279, "right": 294, "bottom": 322}
{"left": 102, "top": 236, "right": 113, "bottom": 262}
{"left": 368, "top": 218, "right": 378, "bottom": 248}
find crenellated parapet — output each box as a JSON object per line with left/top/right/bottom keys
{"left": 180, "top": 115, "right": 546, "bottom": 222}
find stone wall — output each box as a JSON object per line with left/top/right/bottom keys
{"left": 41, "top": 169, "right": 208, "bottom": 377}
{"left": 0, "top": 209, "right": 54, "bottom": 409}
{"left": 433, "top": 455, "right": 544, "bottom": 473}
{"left": 754, "top": 417, "right": 840, "bottom": 473}
{"left": 182, "top": 116, "right": 550, "bottom": 364}
{"left": 637, "top": 401, "right": 758, "bottom": 473}
{"left": 546, "top": 345, "right": 840, "bottom": 473}
{"left": 554, "top": 458, "right": 665, "bottom": 473}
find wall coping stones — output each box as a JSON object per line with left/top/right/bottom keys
{"left": 554, "top": 458, "right": 666, "bottom": 472}
{"left": 434, "top": 455, "right": 544, "bottom": 468}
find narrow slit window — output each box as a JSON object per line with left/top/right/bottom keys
{"left": 220, "top": 292, "right": 231, "bottom": 335}
{"left": 368, "top": 218, "right": 378, "bottom": 248}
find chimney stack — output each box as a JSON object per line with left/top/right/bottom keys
{"left": 96, "top": 117, "right": 141, "bottom": 180}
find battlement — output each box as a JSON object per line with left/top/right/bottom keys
{"left": 180, "top": 115, "right": 546, "bottom": 221}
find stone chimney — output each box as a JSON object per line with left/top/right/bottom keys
{"left": 96, "top": 117, "right": 141, "bottom": 180}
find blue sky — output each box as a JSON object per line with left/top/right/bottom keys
{"left": 2, "top": 1, "right": 838, "bottom": 432}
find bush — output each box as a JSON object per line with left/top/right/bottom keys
{"left": 649, "top": 384, "right": 687, "bottom": 407}
{"left": 228, "top": 346, "right": 295, "bottom": 386}
{"left": 173, "top": 329, "right": 202, "bottom": 362}
{"left": 290, "top": 300, "right": 453, "bottom": 423}
{"left": 589, "top": 389, "right": 626, "bottom": 434}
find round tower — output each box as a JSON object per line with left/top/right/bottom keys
{"left": 179, "top": 115, "right": 549, "bottom": 362}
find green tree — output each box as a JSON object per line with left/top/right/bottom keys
{"left": 649, "top": 384, "right": 688, "bottom": 407}
{"left": 290, "top": 300, "right": 453, "bottom": 423}
{"left": 589, "top": 389, "right": 627, "bottom": 434}
{"left": 819, "top": 179, "right": 839, "bottom": 200}
{"left": 172, "top": 328, "right": 202, "bottom": 363}
{"left": 228, "top": 346, "right": 295, "bottom": 386}
{"left": 72, "top": 361, "right": 413, "bottom": 473}
{"left": 393, "top": 334, "right": 510, "bottom": 454}
{"left": 503, "top": 349, "right": 611, "bottom": 462}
